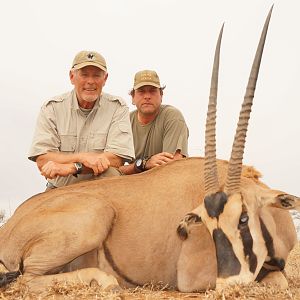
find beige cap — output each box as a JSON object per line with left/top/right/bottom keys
{"left": 71, "top": 50, "right": 107, "bottom": 71}
{"left": 133, "top": 70, "right": 161, "bottom": 90}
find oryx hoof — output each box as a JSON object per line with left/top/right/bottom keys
{"left": 0, "top": 271, "right": 21, "bottom": 287}
{"left": 177, "top": 213, "right": 202, "bottom": 240}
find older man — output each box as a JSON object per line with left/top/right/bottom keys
{"left": 29, "top": 50, "right": 134, "bottom": 190}
{"left": 120, "top": 70, "right": 188, "bottom": 175}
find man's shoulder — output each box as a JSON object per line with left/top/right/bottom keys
{"left": 159, "top": 105, "right": 185, "bottom": 119}
{"left": 129, "top": 109, "right": 138, "bottom": 124}
{"left": 42, "top": 91, "right": 72, "bottom": 107}
{"left": 130, "top": 109, "right": 137, "bottom": 117}
{"left": 102, "top": 92, "right": 127, "bottom": 107}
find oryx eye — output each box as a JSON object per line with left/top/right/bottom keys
{"left": 239, "top": 212, "right": 249, "bottom": 225}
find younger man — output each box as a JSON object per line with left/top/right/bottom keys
{"left": 120, "top": 70, "right": 188, "bottom": 175}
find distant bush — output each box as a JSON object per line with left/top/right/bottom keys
{"left": 0, "top": 209, "right": 5, "bottom": 223}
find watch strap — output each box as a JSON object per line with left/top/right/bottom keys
{"left": 73, "top": 162, "right": 83, "bottom": 177}
{"left": 141, "top": 157, "right": 148, "bottom": 171}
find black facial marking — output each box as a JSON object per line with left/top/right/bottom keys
{"left": 264, "top": 258, "right": 285, "bottom": 271}
{"left": 255, "top": 258, "right": 286, "bottom": 282}
{"left": 259, "top": 217, "right": 275, "bottom": 258}
{"left": 103, "top": 242, "right": 141, "bottom": 286}
{"left": 238, "top": 212, "right": 257, "bottom": 274}
{"left": 258, "top": 218, "right": 286, "bottom": 278}
{"left": 204, "top": 192, "right": 228, "bottom": 218}
{"left": 213, "top": 228, "right": 241, "bottom": 278}
{"left": 255, "top": 266, "right": 270, "bottom": 282}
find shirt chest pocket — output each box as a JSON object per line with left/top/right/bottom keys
{"left": 59, "top": 135, "right": 77, "bottom": 152}
{"left": 89, "top": 133, "right": 107, "bottom": 151}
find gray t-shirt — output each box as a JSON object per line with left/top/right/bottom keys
{"left": 130, "top": 105, "right": 189, "bottom": 159}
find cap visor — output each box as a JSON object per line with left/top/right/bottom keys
{"left": 134, "top": 82, "right": 161, "bottom": 90}
{"left": 72, "top": 62, "right": 107, "bottom": 72}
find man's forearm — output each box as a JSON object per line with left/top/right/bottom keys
{"left": 36, "top": 151, "right": 123, "bottom": 172}
{"left": 102, "top": 152, "right": 123, "bottom": 168}
{"left": 119, "top": 163, "right": 137, "bottom": 175}
{"left": 36, "top": 152, "right": 81, "bottom": 170}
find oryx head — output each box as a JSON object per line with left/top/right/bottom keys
{"left": 179, "top": 6, "right": 300, "bottom": 289}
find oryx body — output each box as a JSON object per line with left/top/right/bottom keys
{"left": 0, "top": 159, "right": 297, "bottom": 292}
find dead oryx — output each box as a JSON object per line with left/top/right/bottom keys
{"left": 0, "top": 6, "right": 299, "bottom": 294}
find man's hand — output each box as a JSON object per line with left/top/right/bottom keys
{"left": 119, "top": 150, "right": 184, "bottom": 175}
{"left": 41, "top": 161, "right": 75, "bottom": 179}
{"left": 145, "top": 152, "right": 174, "bottom": 169}
{"left": 37, "top": 152, "right": 121, "bottom": 179}
{"left": 79, "top": 153, "right": 110, "bottom": 176}
{"left": 40, "top": 153, "right": 111, "bottom": 179}
{"left": 145, "top": 150, "right": 184, "bottom": 170}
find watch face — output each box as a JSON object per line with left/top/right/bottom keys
{"left": 134, "top": 158, "right": 144, "bottom": 172}
{"left": 74, "top": 162, "right": 83, "bottom": 174}
{"left": 136, "top": 159, "right": 143, "bottom": 168}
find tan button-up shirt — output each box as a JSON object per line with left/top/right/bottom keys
{"left": 28, "top": 90, "right": 135, "bottom": 187}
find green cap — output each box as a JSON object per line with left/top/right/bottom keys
{"left": 71, "top": 50, "right": 107, "bottom": 71}
{"left": 133, "top": 70, "right": 161, "bottom": 90}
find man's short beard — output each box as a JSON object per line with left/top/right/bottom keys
{"left": 82, "top": 95, "right": 98, "bottom": 102}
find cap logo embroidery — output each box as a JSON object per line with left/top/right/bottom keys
{"left": 141, "top": 75, "right": 152, "bottom": 80}
{"left": 87, "top": 53, "right": 94, "bottom": 60}
{"left": 133, "top": 70, "right": 160, "bottom": 89}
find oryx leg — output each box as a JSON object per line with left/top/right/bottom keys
{"left": 22, "top": 268, "right": 121, "bottom": 293}
{"left": 20, "top": 200, "right": 120, "bottom": 292}
{"left": 60, "top": 249, "right": 98, "bottom": 273}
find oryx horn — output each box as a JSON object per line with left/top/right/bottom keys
{"left": 224, "top": 6, "right": 273, "bottom": 194}
{"left": 204, "top": 24, "right": 224, "bottom": 196}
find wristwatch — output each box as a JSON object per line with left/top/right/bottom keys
{"left": 134, "top": 158, "right": 148, "bottom": 173}
{"left": 73, "top": 162, "right": 83, "bottom": 177}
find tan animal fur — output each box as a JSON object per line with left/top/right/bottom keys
{"left": 0, "top": 159, "right": 298, "bottom": 294}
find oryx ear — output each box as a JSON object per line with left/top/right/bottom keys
{"left": 177, "top": 213, "right": 203, "bottom": 241}
{"left": 272, "top": 194, "right": 300, "bottom": 211}
{"left": 259, "top": 191, "right": 300, "bottom": 211}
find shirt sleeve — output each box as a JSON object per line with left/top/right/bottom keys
{"left": 28, "top": 103, "right": 60, "bottom": 161}
{"left": 104, "top": 103, "right": 135, "bottom": 162}
{"left": 162, "top": 108, "right": 189, "bottom": 157}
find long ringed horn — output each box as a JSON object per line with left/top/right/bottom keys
{"left": 225, "top": 6, "right": 273, "bottom": 194}
{"left": 204, "top": 24, "right": 224, "bottom": 196}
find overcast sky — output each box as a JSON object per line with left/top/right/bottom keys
{"left": 1, "top": 0, "right": 299, "bottom": 215}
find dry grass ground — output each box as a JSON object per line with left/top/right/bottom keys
{"left": 0, "top": 242, "right": 299, "bottom": 300}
